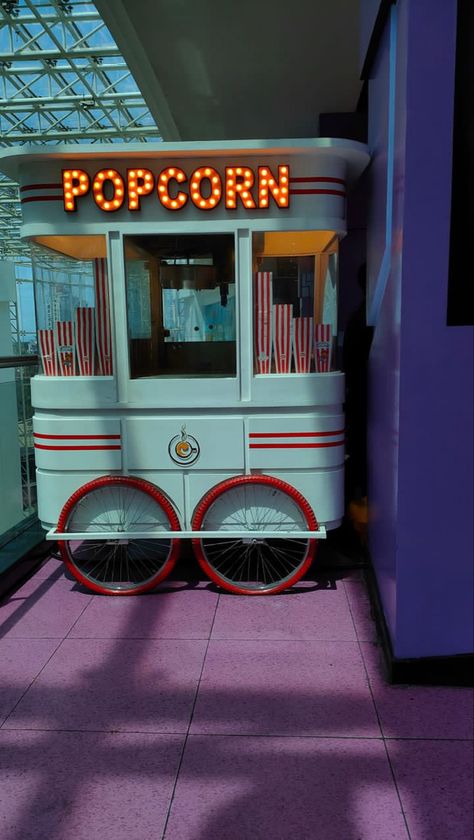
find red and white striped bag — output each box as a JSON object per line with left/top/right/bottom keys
{"left": 75, "top": 307, "right": 95, "bottom": 376}
{"left": 314, "top": 323, "right": 332, "bottom": 372}
{"left": 273, "top": 304, "right": 293, "bottom": 373}
{"left": 38, "top": 329, "right": 58, "bottom": 376}
{"left": 56, "top": 320, "right": 76, "bottom": 376}
{"left": 254, "top": 271, "right": 273, "bottom": 374}
{"left": 94, "top": 258, "right": 113, "bottom": 375}
{"left": 293, "top": 316, "right": 313, "bottom": 373}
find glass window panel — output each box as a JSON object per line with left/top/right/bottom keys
{"left": 253, "top": 230, "right": 338, "bottom": 374}
{"left": 124, "top": 233, "right": 236, "bottom": 378}
{"left": 30, "top": 236, "right": 112, "bottom": 377}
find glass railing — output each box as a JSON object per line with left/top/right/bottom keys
{"left": 0, "top": 355, "right": 42, "bottom": 573}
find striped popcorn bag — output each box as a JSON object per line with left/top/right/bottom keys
{"left": 38, "top": 329, "right": 58, "bottom": 376}
{"left": 75, "top": 307, "right": 95, "bottom": 376}
{"left": 273, "top": 304, "right": 293, "bottom": 373}
{"left": 56, "top": 320, "right": 76, "bottom": 376}
{"left": 254, "top": 271, "right": 273, "bottom": 374}
{"left": 293, "top": 316, "right": 313, "bottom": 372}
{"left": 314, "top": 323, "right": 332, "bottom": 372}
{"left": 94, "top": 257, "right": 113, "bottom": 375}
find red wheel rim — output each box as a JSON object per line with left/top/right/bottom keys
{"left": 58, "top": 475, "right": 180, "bottom": 595}
{"left": 192, "top": 474, "right": 317, "bottom": 595}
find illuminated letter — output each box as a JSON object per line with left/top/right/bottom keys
{"left": 157, "top": 167, "right": 188, "bottom": 210}
{"left": 189, "top": 167, "right": 222, "bottom": 210}
{"left": 62, "top": 169, "right": 90, "bottom": 212}
{"left": 258, "top": 165, "right": 289, "bottom": 208}
{"left": 127, "top": 168, "right": 154, "bottom": 210}
{"left": 92, "top": 169, "right": 125, "bottom": 212}
{"left": 225, "top": 166, "right": 256, "bottom": 209}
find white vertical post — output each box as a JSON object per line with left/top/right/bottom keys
{"left": 237, "top": 228, "right": 252, "bottom": 403}
{"left": 106, "top": 230, "right": 128, "bottom": 405}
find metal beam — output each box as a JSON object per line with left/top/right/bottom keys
{"left": 0, "top": 62, "right": 129, "bottom": 75}
{"left": 0, "top": 46, "right": 122, "bottom": 61}
{"left": 1, "top": 126, "right": 160, "bottom": 140}
{"left": 0, "top": 92, "right": 144, "bottom": 110}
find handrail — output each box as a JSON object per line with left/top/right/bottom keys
{"left": 0, "top": 355, "right": 38, "bottom": 369}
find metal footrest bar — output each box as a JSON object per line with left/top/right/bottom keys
{"left": 46, "top": 526, "right": 327, "bottom": 541}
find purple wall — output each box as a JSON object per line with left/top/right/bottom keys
{"left": 366, "top": 0, "right": 407, "bottom": 646}
{"left": 365, "top": 0, "right": 474, "bottom": 658}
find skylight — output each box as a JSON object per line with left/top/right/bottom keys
{"left": 0, "top": 0, "right": 162, "bottom": 256}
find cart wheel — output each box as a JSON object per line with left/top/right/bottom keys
{"left": 192, "top": 475, "right": 317, "bottom": 594}
{"left": 57, "top": 476, "right": 181, "bottom": 595}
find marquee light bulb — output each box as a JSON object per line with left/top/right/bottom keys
{"left": 156, "top": 166, "right": 188, "bottom": 210}
{"left": 62, "top": 160, "right": 290, "bottom": 214}
{"left": 62, "top": 168, "right": 90, "bottom": 212}
{"left": 225, "top": 166, "right": 255, "bottom": 209}
{"left": 127, "top": 168, "right": 154, "bottom": 210}
{"left": 189, "top": 166, "right": 222, "bottom": 210}
{"left": 257, "top": 164, "right": 290, "bottom": 209}
{"left": 92, "top": 169, "right": 124, "bottom": 211}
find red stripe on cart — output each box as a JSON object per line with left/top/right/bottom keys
{"left": 273, "top": 304, "right": 293, "bottom": 373}
{"left": 34, "top": 433, "right": 120, "bottom": 440}
{"left": 249, "top": 441, "right": 344, "bottom": 449}
{"left": 75, "top": 306, "right": 95, "bottom": 376}
{"left": 20, "top": 183, "right": 63, "bottom": 192}
{"left": 56, "top": 320, "right": 76, "bottom": 376}
{"left": 21, "top": 195, "right": 63, "bottom": 204}
{"left": 255, "top": 271, "right": 273, "bottom": 374}
{"left": 249, "top": 430, "right": 344, "bottom": 438}
{"left": 289, "top": 189, "right": 346, "bottom": 197}
{"left": 94, "top": 258, "right": 113, "bottom": 375}
{"left": 289, "top": 177, "right": 345, "bottom": 185}
{"left": 38, "top": 329, "right": 58, "bottom": 376}
{"left": 34, "top": 444, "right": 121, "bottom": 451}
{"left": 293, "top": 316, "right": 313, "bottom": 372}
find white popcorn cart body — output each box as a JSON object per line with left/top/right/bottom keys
{"left": 1, "top": 139, "right": 369, "bottom": 595}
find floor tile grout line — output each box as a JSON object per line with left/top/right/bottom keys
{"left": 380, "top": 735, "right": 413, "bottom": 840}
{"left": 358, "top": 645, "right": 413, "bottom": 840}
{"left": 63, "top": 593, "right": 95, "bottom": 641}
{"left": 1, "top": 724, "right": 472, "bottom": 742}
{"left": 342, "top": 576, "right": 377, "bottom": 642}
{"left": 161, "top": 591, "right": 221, "bottom": 839}
{"left": 47, "top": 635, "right": 363, "bottom": 642}
{"left": 0, "top": 636, "right": 65, "bottom": 731}
{"left": 341, "top": 577, "right": 365, "bottom": 641}
{"left": 0, "top": 591, "right": 94, "bottom": 730}
{"left": 341, "top": 580, "right": 413, "bottom": 840}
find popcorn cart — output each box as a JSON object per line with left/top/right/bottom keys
{"left": 0, "top": 139, "right": 369, "bottom": 595}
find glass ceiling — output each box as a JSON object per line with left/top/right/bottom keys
{"left": 0, "top": 0, "right": 162, "bottom": 257}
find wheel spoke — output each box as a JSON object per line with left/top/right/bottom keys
{"left": 195, "top": 480, "right": 314, "bottom": 592}
{"left": 62, "top": 481, "right": 177, "bottom": 593}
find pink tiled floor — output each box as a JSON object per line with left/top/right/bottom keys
{"left": 0, "top": 559, "right": 473, "bottom": 840}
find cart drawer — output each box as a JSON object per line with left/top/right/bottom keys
{"left": 125, "top": 417, "right": 244, "bottom": 470}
